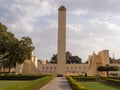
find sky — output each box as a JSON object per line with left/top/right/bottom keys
{"left": 0, "top": 0, "right": 120, "bottom": 62}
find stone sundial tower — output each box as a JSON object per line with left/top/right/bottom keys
{"left": 57, "top": 5, "right": 67, "bottom": 76}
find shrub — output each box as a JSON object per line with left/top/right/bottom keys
{"left": 67, "top": 76, "right": 90, "bottom": 90}
{"left": 73, "top": 76, "right": 97, "bottom": 82}
{"left": 0, "top": 74, "right": 45, "bottom": 80}
{"left": 108, "top": 77, "right": 120, "bottom": 80}
{"left": 106, "top": 78, "right": 120, "bottom": 86}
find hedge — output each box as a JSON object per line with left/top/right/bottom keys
{"left": 0, "top": 74, "right": 45, "bottom": 80}
{"left": 0, "top": 76, "right": 53, "bottom": 90}
{"left": 108, "top": 77, "right": 120, "bottom": 80}
{"left": 106, "top": 78, "right": 120, "bottom": 87}
{"left": 67, "top": 76, "right": 90, "bottom": 90}
{"left": 73, "top": 76, "right": 97, "bottom": 82}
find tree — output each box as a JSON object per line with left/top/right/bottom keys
{"left": 50, "top": 51, "right": 82, "bottom": 64}
{"left": 109, "top": 57, "right": 113, "bottom": 63}
{"left": 2, "top": 40, "right": 18, "bottom": 72}
{"left": 66, "top": 51, "right": 72, "bottom": 64}
{"left": 66, "top": 51, "right": 72, "bottom": 58}
{"left": 17, "top": 37, "right": 34, "bottom": 64}
{"left": 97, "top": 65, "right": 119, "bottom": 77}
{"left": 69, "top": 56, "right": 82, "bottom": 64}
{"left": 50, "top": 54, "right": 57, "bottom": 64}
{"left": 84, "top": 60, "right": 88, "bottom": 64}
{"left": 85, "top": 72, "right": 87, "bottom": 77}
{"left": 0, "top": 23, "right": 19, "bottom": 72}
{"left": 0, "top": 23, "right": 34, "bottom": 72}
{"left": 0, "top": 23, "right": 17, "bottom": 60}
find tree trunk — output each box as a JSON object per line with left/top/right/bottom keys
{"left": 8, "top": 65, "right": 11, "bottom": 73}
{"left": 107, "top": 71, "right": 109, "bottom": 77}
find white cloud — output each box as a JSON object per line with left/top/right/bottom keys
{"left": 67, "top": 24, "right": 83, "bottom": 31}
{"left": 1, "top": 0, "right": 120, "bottom": 61}
{"left": 72, "top": 9, "right": 89, "bottom": 16}
{"left": 90, "top": 19, "right": 120, "bottom": 36}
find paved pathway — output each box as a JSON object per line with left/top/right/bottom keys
{"left": 39, "top": 77, "right": 72, "bottom": 90}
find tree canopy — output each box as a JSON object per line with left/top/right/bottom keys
{"left": 50, "top": 51, "right": 82, "bottom": 64}
{"left": 97, "top": 65, "right": 119, "bottom": 77}
{"left": 0, "top": 22, "right": 34, "bottom": 72}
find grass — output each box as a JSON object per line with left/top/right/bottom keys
{"left": 80, "top": 82, "right": 120, "bottom": 90}
{"left": 0, "top": 81, "right": 31, "bottom": 89}
{"left": 0, "top": 76, "right": 53, "bottom": 90}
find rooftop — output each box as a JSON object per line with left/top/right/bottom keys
{"left": 58, "top": 5, "right": 66, "bottom": 11}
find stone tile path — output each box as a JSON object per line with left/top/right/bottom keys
{"left": 39, "top": 77, "right": 72, "bottom": 90}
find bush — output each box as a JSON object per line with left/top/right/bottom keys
{"left": 106, "top": 78, "right": 120, "bottom": 86}
{"left": 0, "top": 74, "right": 45, "bottom": 80}
{"left": 73, "top": 76, "right": 97, "bottom": 82}
{"left": 67, "top": 76, "right": 90, "bottom": 90}
{"left": 108, "top": 77, "right": 120, "bottom": 80}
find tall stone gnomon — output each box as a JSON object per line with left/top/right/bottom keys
{"left": 57, "top": 6, "right": 66, "bottom": 76}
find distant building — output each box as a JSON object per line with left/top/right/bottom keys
{"left": 112, "top": 59, "right": 120, "bottom": 64}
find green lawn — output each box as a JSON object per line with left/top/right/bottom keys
{"left": 0, "top": 76, "right": 52, "bottom": 90}
{"left": 0, "top": 80, "right": 31, "bottom": 89}
{"left": 80, "top": 82, "right": 120, "bottom": 90}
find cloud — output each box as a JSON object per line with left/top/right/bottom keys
{"left": 71, "top": 9, "right": 89, "bottom": 16}
{"left": 1, "top": 0, "right": 120, "bottom": 61}
{"left": 55, "top": 0, "right": 120, "bottom": 14}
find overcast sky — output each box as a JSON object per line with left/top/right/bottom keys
{"left": 0, "top": 0, "right": 120, "bottom": 61}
